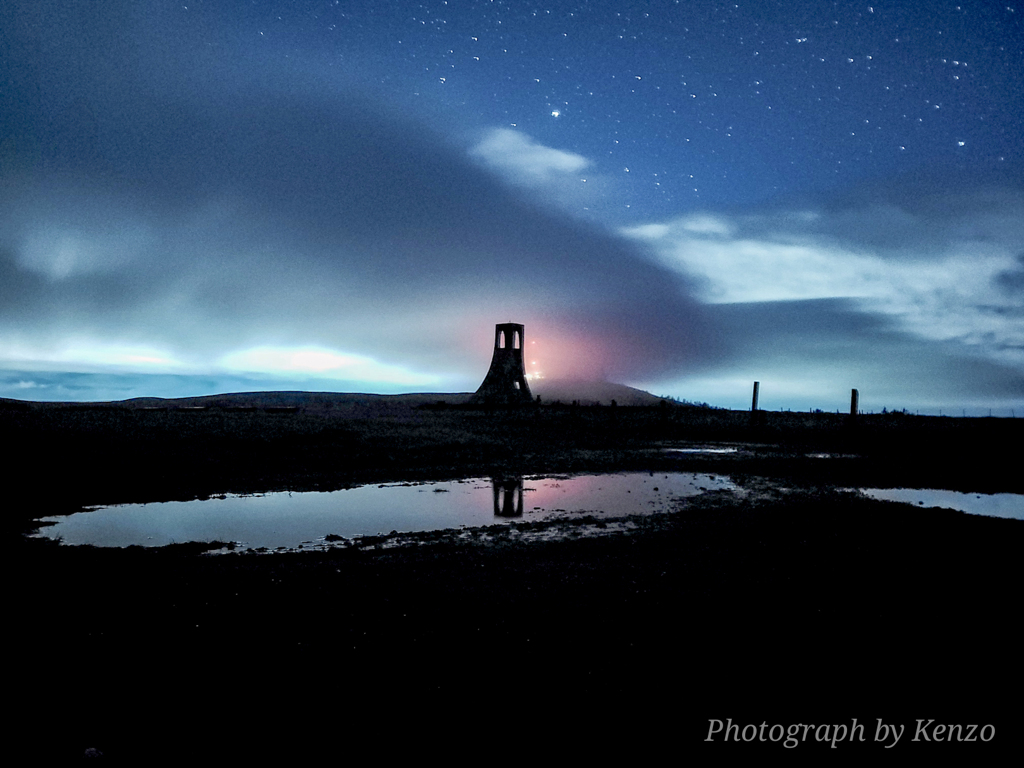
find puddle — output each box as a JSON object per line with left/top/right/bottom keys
{"left": 31, "top": 472, "right": 738, "bottom": 550}
{"left": 662, "top": 447, "right": 739, "bottom": 455}
{"left": 855, "top": 488, "right": 1024, "bottom": 520}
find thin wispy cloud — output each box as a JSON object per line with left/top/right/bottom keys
{"left": 469, "top": 128, "right": 608, "bottom": 215}
{"left": 471, "top": 129, "right": 590, "bottom": 184}
{"left": 624, "top": 187, "right": 1024, "bottom": 373}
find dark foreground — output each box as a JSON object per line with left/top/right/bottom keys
{"left": 7, "top": 396, "right": 1023, "bottom": 760}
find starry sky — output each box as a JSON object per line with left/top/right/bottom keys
{"left": 2, "top": 0, "right": 1022, "bottom": 413}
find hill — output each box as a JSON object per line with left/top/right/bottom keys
{"left": 2, "top": 379, "right": 666, "bottom": 410}
{"left": 529, "top": 378, "right": 666, "bottom": 406}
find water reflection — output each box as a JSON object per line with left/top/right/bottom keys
{"left": 856, "top": 488, "right": 1023, "bottom": 520}
{"left": 662, "top": 447, "right": 739, "bottom": 455}
{"left": 31, "top": 472, "right": 737, "bottom": 550}
{"left": 493, "top": 477, "right": 524, "bottom": 517}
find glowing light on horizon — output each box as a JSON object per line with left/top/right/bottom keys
{"left": 220, "top": 346, "right": 439, "bottom": 386}
{"left": 0, "top": 338, "right": 182, "bottom": 370}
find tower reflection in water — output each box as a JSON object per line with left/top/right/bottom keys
{"left": 492, "top": 477, "right": 524, "bottom": 517}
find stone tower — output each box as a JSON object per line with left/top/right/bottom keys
{"left": 472, "top": 323, "right": 533, "bottom": 404}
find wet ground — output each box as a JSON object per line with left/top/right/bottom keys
{"left": 6, "top": 398, "right": 1023, "bottom": 760}
{"left": 30, "top": 472, "right": 742, "bottom": 549}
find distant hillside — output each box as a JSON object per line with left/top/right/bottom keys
{"left": 529, "top": 379, "right": 666, "bottom": 406}
{"left": 3, "top": 380, "right": 670, "bottom": 410}
{"left": 118, "top": 391, "right": 475, "bottom": 410}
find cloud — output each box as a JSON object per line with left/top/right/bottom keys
{"left": 0, "top": 9, "right": 711, "bottom": 394}
{"left": 623, "top": 185, "right": 1024, "bottom": 373}
{"left": 470, "top": 129, "right": 590, "bottom": 185}
{"left": 996, "top": 253, "right": 1024, "bottom": 293}
{"left": 220, "top": 347, "right": 440, "bottom": 387}
{"left": 468, "top": 129, "right": 608, "bottom": 215}
{"left": 635, "top": 298, "right": 1024, "bottom": 412}
{"left": 2, "top": 1, "right": 1020, "bottom": 412}
{"left": 0, "top": 335, "right": 185, "bottom": 373}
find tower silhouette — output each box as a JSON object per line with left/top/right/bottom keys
{"left": 472, "top": 323, "right": 533, "bottom": 404}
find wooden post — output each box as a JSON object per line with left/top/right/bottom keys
{"left": 850, "top": 388, "right": 859, "bottom": 416}
{"left": 751, "top": 381, "right": 760, "bottom": 412}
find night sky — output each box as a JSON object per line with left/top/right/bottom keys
{"left": 2, "top": 0, "right": 1022, "bottom": 413}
